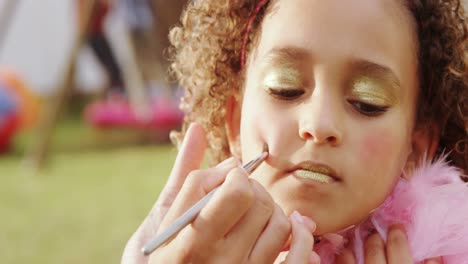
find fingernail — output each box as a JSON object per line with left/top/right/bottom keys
{"left": 301, "top": 215, "right": 317, "bottom": 233}
{"left": 390, "top": 224, "right": 407, "bottom": 239}
{"left": 425, "top": 257, "right": 442, "bottom": 264}
{"left": 291, "top": 210, "right": 304, "bottom": 224}
{"left": 216, "top": 157, "right": 239, "bottom": 169}
{"left": 181, "top": 122, "right": 198, "bottom": 144}
{"left": 323, "top": 233, "right": 344, "bottom": 247}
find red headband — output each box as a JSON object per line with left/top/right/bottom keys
{"left": 406, "top": 0, "right": 415, "bottom": 12}
{"left": 240, "top": 0, "right": 269, "bottom": 68}
{"left": 240, "top": 0, "right": 416, "bottom": 69}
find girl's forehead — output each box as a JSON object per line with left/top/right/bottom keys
{"left": 257, "top": 0, "right": 414, "bottom": 55}
{"left": 261, "top": 0, "right": 410, "bottom": 27}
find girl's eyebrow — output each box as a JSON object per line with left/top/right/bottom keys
{"left": 350, "top": 59, "right": 402, "bottom": 91}
{"left": 262, "top": 46, "right": 310, "bottom": 65}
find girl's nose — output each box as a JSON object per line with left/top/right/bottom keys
{"left": 298, "top": 94, "right": 343, "bottom": 146}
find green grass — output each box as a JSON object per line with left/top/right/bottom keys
{"left": 0, "top": 120, "right": 178, "bottom": 263}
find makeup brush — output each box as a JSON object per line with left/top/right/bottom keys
{"left": 142, "top": 144, "right": 269, "bottom": 255}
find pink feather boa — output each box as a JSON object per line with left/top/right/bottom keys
{"left": 315, "top": 159, "right": 468, "bottom": 263}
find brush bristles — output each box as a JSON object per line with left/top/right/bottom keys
{"left": 262, "top": 143, "right": 269, "bottom": 154}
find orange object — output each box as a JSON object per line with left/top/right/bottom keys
{"left": 0, "top": 68, "right": 40, "bottom": 129}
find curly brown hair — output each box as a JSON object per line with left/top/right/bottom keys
{"left": 168, "top": 0, "right": 468, "bottom": 176}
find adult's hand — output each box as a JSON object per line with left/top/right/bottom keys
{"left": 122, "top": 123, "right": 209, "bottom": 264}
{"left": 122, "top": 122, "right": 319, "bottom": 264}
{"left": 274, "top": 211, "right": 320, "bottom": 264}
{"left": 335, "top": 225, "right": 443, "bottom": 264}
{"left": 147, "top": 153, "right": 291, "bottom": 263}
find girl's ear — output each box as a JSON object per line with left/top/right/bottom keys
{"left": 225, "top": 96, "right": 242, "bottom": 158}
{"left": 404, "top": 122, "right": 439, "bottom": 173}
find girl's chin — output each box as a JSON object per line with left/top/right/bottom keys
{"left": 278, "top": 202, "right": 358, "bottom": 235}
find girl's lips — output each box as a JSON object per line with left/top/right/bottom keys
{"left": 288, "top": 161, "right": 341, "bottom": 182}
{"left": 293, "top": 170, "right": 334, "bottom": 183}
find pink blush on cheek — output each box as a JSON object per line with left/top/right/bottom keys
{"left": 358, "top": 129, "right": 394, "bottom": 162}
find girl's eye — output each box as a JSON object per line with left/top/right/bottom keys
{"left": 349, "top": 101, "right": 388, "bottom": 116}
{"left": 267, "top": 88, "right": 305, "bottom": 100}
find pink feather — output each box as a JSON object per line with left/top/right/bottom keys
{"left": 316, "top": 158, "right": 468, "bottom": 263}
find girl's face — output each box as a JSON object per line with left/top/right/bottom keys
{"left": 228, "top": 0, "right": 422, "bottom": 234}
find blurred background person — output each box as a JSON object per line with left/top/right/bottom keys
{"left": 77, "top": 0, "right": 125, "bottom": 96}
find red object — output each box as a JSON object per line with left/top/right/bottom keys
{"left": 88, "top": 1, "right": 110, "bottom": 35}
{"left": 0, "top": 113, "right": 19, "bottom": 153}
{"left": 78, "top": 0, "right": 111, "bottom": 35}
{"left": 241, "top": 0, "right": 269, "bottom": 68}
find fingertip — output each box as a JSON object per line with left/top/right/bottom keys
{"left": 301, "top": 215, "right": 317, "bottom": 233}
{"left": 291, "top": 210, "right": 304, "bottom": 224}
{"left": 161, "top": 123, "right": 207, "bottom": 202}
{"left": 389, "top": 224, "right": 407, "bottom": 239}
{"left": 182, "top": 122, "right": 207, "bottom": 152}
{"left": 233, "top": 164, "right": 250, "bottom": 178}
{"left": 323, "top": 233, "right": 344, "bottom": 248}
{"left": 172, "top": 122, "right": 207, "bottom": 179}
{"left": 386, "top": 224, "right": 412, "bottom": 264}
{"left": 425, "top": 256, "right": 443, "bottom": 264}
{"left": 290, "top": 211, "right": 315, "bottom": 247}
{"left": 286, "top": 211, "right": 316, "bottom": 263}
{"left": 290, "top": 211, "right": 316, "bottom": 235}
{"left": 186, "top": 122, "right": 203, "bottom": 134}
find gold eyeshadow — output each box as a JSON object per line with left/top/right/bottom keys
{"left": 263, "top": 67, "right": 304, "bottom": 89}
{"left": 350, "top": 76, "right": 399, "bottom": 106}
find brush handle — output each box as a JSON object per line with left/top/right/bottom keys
{"left": 142, "top": 186, "right": 219, "bottom": 255}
